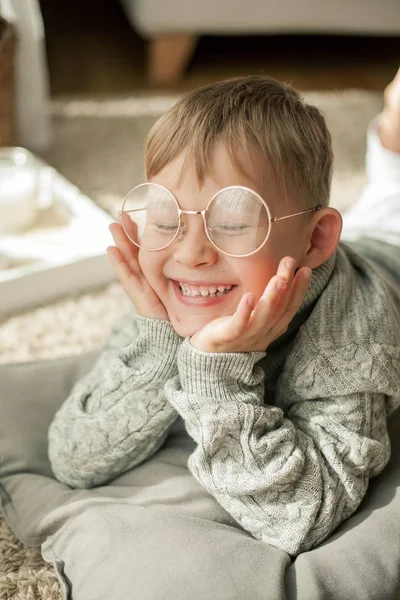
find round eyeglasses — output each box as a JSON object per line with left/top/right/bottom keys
{"left": 119, "top": 183, "right": 322, "bottom": 258}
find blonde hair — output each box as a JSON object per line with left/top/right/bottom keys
{"left": 144, "top": 75, "right": 333, "bottom": 215}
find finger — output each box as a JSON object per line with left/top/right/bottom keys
{"left": 279, "top": 267, "right": 312, "bottom": 321}
{"left": 248, "top": 275, "right": 288, "bottom": 328}
{"left": 111, "top": 217, "right": 139, "bottom": 249}
{"left": 231, "top": 293, "right": 255, "bottom": 333}
{"left": 249, "top": 256, "right": 297, "bottom": 325}
{"left": 106, "top": 245, "right": 143, "bottom": 300}
{"left": 107, "top": 245, "right": 169, "bottom": 320}
{"left": 216, "top": 293, "right": 255, "bottom": 342}
{"left": 109, "top": 222, "right": 142, "bottom": 279}
{"left": 269, "top": 268, "right": 309, "bottom": 321}
{"left": 110, "top": 220, "right": 138, "bottom": 248}
{"left": 257, "top": 268, "right": 311, "bottom": 339}
{"left": 119, "top": 210, "right": 139, "bottom": 244}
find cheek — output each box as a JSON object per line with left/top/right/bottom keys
{"left": 237, "top": 256, "right": 279, "bottom": 299}
{"left": 244, "top": 271, "right": 274, "bottom": 298}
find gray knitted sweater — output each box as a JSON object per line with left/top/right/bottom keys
{"left": 48, "top": 237, "right": 400, "bottom": 556}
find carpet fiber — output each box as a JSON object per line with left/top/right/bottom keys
{"left": 0, "top": 90, "right": 383, "bottom": 599}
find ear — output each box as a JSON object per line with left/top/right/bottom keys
{"left": 301, "top": 207, "right": 343, "bottom": 269}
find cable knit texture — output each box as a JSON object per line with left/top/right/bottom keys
{"left": 47, "top": 237, "right": 400, "bottom": 556}
{"left": 47, "top": 316, "right": 183, "bottom": 488}
{"left": 47, "top": 112, "right": 400, "bottom": 557}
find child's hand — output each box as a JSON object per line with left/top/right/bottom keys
{"left": 379, "top": 67, "right": 400, "bottom": 153}
{"left": 107, "top": 220, "right": 169, "bottom": 321}
{"left": 384, "top": 67, "right": 400, "bottom": 115}
{"left": 189, "top": 258, "right": 312, "bottom": 353}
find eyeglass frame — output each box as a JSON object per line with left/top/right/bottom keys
{"left": 120, "top": 182, "right": 323, "bottom": 258}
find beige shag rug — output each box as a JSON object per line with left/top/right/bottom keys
{"left": 0, "top": 89, "right": 383, "bottom": 599}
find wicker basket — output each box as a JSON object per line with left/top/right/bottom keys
{"left": 0, "top": 16, "right": 16, "bottom": 146}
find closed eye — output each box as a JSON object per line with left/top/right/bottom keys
{"left": 210, "top": 224, "right": 256, "bottom": 233}
{"left": 153, "top": 223, "right": 178, "bottom": 232}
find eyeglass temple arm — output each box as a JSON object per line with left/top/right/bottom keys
{"left": 270, "top": 205, "right": 323, "bottom": 222}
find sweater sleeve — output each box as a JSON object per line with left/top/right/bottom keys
{"left": 164, "top": 338, "right": 392, "bottom": 557}
{"left": 47, "top": 312, "right": 182, "bottom": 489}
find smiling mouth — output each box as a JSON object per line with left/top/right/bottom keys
{"left": 180, "top": 287, "right": 233, "bottom": 298}
{"left": 170, "top": 279, "right": 238, "bottom": 300}
{"left": 176, "top": 282, "right": 237, "bottom": 298}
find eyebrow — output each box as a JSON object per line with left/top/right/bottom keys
{"left": 145, "top": 186, "right": 173, "bottom": 209}
{"left": 217, "top": 187, "right": 264, "bottom": 212}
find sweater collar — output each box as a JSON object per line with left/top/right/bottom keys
{"left": 268, "top": 248, "right": 337, "bottom": 350}
{"left": 296, "top": 249, "right": 337, "bottom": 321}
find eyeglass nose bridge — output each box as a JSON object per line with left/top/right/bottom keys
{"left": 177, "top": 208, "right": 208, "bottom": 238}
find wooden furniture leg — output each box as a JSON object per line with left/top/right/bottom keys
{"left": 147, "top": 33, "right": 198, "bottom": 85}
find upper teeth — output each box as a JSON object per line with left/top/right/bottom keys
{"left": 178, "top": 282, "right": 233, "bottom": 296}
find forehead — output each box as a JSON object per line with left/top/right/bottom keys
{"left": 150, "top": 140, "right": 271, "bottom": 199}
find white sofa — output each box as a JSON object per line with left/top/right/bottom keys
{"left": 120, "top": 0, "right": 400, "bottom": 85}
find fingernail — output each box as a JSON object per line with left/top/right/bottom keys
{"left": 303, "top": 268, "right": 312, "bottom": 280}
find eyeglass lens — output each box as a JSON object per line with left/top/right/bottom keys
{"left": 120, "top": 183, "right": 270, "bottom": 256}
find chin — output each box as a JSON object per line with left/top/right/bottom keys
{"left": 169, "top": 314, "right": 209, "bottom": 339}
{"left": 170, "top": 321, "right": 199, "bottom": 339}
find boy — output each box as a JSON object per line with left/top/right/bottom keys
{"left": 47, "top": 71, "right": 400, "bottom": 557}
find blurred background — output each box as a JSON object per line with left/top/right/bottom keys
{"left": 0, "top": 0, "right": 399, "bottom": 324}
{"left": 1, "top": 3, "right": 400, "bottom": 593}
{"left": 40, "top": 0, "right": 399, "bottom": 95}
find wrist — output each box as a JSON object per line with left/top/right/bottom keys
{"left": 178, "top": 337, "right": 266, "bottom": 398}
{"left": 188, "top": 335, "right": 217, "bottom": 353}
{"left": 122, "top": 315, "right": 182, "bottom": 376}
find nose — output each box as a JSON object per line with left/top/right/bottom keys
{"left": 172, "top": 214, "right": 218, "bottom": 267}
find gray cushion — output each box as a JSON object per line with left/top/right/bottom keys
{"left": 1, "top": 352, "right": 400, "bottom": 600}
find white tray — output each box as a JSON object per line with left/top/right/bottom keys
{"left": 0, "top": 148, "right": 116, "bottom": 317}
